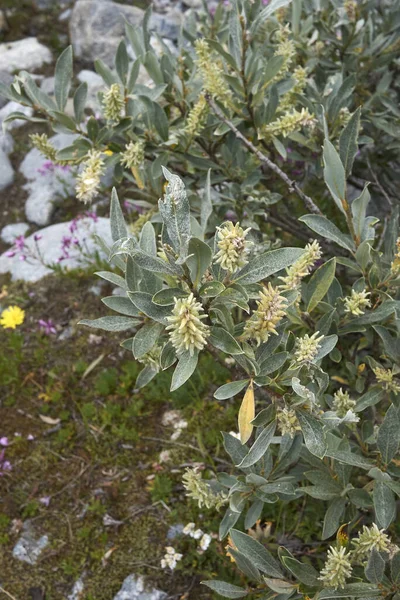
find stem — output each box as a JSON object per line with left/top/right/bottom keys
{"left": 205, "top": 94, "right": 322, "bottom": 216}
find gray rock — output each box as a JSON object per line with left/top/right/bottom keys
{"left": 0, "top": 217, "right": 112, "bottom": 282}
{"left": 40, "top": 76, "right": 55, "bottom": 96}
{"left": 113, "top": 575, "right": 167, "bottom": 600}
{"left": 12, "top": 521, "right": 49, "bottom": 565}
{"left": 0, "top": 70, "right": 13, "bottom": 108}
{"left": 0, "top": 148, "right": 14, "bottom": 190}
{"left": 0, "top": 132, "right": 14, "bottom": 155}
{"left": 1, "top": 223, "right": 29, "bottom": 244}
{"left": 0, "top": 38, "right": 52, "bottom": 73}
{"left": 69, "top": 0, "right": 181, "bottom": 66}
{"left": 167, "top": 523, "right": 184, "bottom": 539}
{"left": 0, "top": 101, "right": 33, "bottom": 130}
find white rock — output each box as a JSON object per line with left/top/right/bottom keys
{"left": 0, "top": 148, "right": 14, "bottom": 190}
{"left": 0, "top": 101, "right": 33, "bottom": 130}
{"left": 68, "top": 577, "right": 85, "bottom": 600}
{"left": 113, "top": 575, "right": 166, "bottom": 600}
{"left": 0, "top": 132, "right": 14, "bottom": 155}
{"left": 12, "top": 522, "right": 49, "bottom": 565}
{"left": 0, "top": 38, "right": 52, "bottom": 73}
{"left": 0, "top": 217, "right": 112, "bottom": 282}
{"left": 1, "top": 223, "right": 29, "bottom": 244}
{"left": 19, "top": 133, "right": 77, "bottom": 226}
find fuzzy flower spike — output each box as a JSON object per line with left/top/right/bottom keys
{"left": 166, "top": 293, "right": 210, "bottom": 356}
{"left": 319, "top": 546, "right": 353, "bottom": 589}
{"left": 76, "top": 150, "right": 104, "bottom": 203}
{"left": 243, "top": 283, "right": 287, "bottom": 345}
{"left": 214, "top": 221, "right": 252, "bottom": 274}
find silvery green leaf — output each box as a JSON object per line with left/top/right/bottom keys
{"left": 351, "top": 184, "right": 370, "bottom": 241}
{"left": 259, "top": 352, "right": 288, "bottom": 376}
{"left": 94, "top": 58, "right": 118, "bottom": 86}
{"left": 300, "top": 486, "right": 338, "bottom": 500}
{"left": 230, "top": 529, "right": 282, "bottom": 578}
{"left": 160, "top": 341, "right": 176, "bottom": 370}
{"left": 19, "top": 71, "right": 57, "bottom": 111}
{"left": 115, "top": 40, "right": 129, "bottom": 84}
{"left": 54, "top": 45, "right": 73, "bottom": 111}
{"left": 296, "top": 410, "right": 327, "bottom": 458}
{"left": 128, "top": 292, "right": 171, "bottom": 324}
{"left": 132, "top": 250, "right": 183, "bottom": 277}
{"left": 377, "top": 404, "right": 400, "bottom": 465}
{"left": 209, "top": 327, "right": 243, "bottom": 355}
{"left": 250, "top": 0, "right": 293, "bottom": 36}
{"left": 201, "top": 581, "right": 247, "bottom": 599}
{"left": 322, "top": 497, "right": 347, "bottom": 539}
{"left": 186, "top": 238, "right": 212, "bottom": 288}
{"left": 222, "top": 432, "right": 248, "bottom": 468}
{"left": 73, "top": 82, "right": 88, "bottom": 123}
{"left": 219, "top": 508, "right": 240, "bottom": 540}
{"left": 152, "top": 288, "right": 187, "bottom": 306}
{"left": 244, "top": 499, "right": 263, "bottom": 530}
{"left": 133, "top": 321, "right": 164, "bottom": 359}
{"left": 233, "top": 248, "right": 304, "bottom": 285}
{"left": 391, "top": 552, "right": 400, "bottom": 583}
{"left": 365, "top": 548, "right": 386, "bottom": 584}
{"left": 355, "top": 387, "right": 383, "bottom": 412}
{"left": 373, "top": 325, "right": 400, "bottom": 362}
{"left": 79, "top": 316, "right": 140, "bottom": 331}
{"left": 374, "top": 480, "right": 396, "bottom": 528}
{"left": 323, "top": 139, "right": 346, "bottom": 215}
{"left": 201, "top": 169, "right": 213, "bottom": 233}
{"left": 299, "top": 215, "right": 355, "bottom": 251}
{"left": 282, "top": 556, "right": 320, "bottom": 587}
{"left": 306, "top": 258, "right": 336, "bottom": 313}
{"left": 139, "top": 221, "right": 157, "bottom": 255}
{"left": 159, "top": 167, "right": 190, "bottom": 261}
{"left": 101, "top": 295, "right": 140, "bottom": 317}
{"left": 136, "top": 365, "right": 158, "bottom": 389}
{"left": 237, "top": 421, "right": 276, "bottom": 468}
{"left": 170, "top": 350, "right": 198, "bottom": 391}
{"left": 95, "top": 270, "right": 127, "bottom": 290}
{"left": 315, "top": 335, "right": 338, "bottom": 361}
{"left": 326, "top": 450, "right": 373, "bottom": 469}
{"left": 339, "top": 106, "right": 361, "bottom": 177}
{"left": 292, "top": 378, "right": 316, "bottom": 402}
{"left": 318, "top": 583, "right": 381, "bottom": 598}
{"left": 199, "top": 281, "right": 225, "bottom": 298}
{"left": 322, "top": 410, "right": 359, "bottom": 428}
{"left": 214, "top": 380, "right": 249, "bottom": 400}
{"left": 110, "top": 188, "right": 127, "bottom": 242}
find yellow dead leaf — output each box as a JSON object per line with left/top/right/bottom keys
{"left": 39, "top": 415, "right": 61, "bottom": 425}
{"left": 238, "top": 380, "right": 254, "bottom": 445}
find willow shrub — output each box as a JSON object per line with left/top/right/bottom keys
{"left": 2, "top": 0, "right": 400, "bottom": 598}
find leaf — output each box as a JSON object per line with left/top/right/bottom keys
{"left": 110, "top": 188, "right": 127, "bottom": 242}
{"left": 115, "top": 40, "right": 129, "bottom": 84}
{"left": 170, "top": 351, "right": 198, "bottom": 391}
{"left": 233, "top": 248, "right": 304, "bottom": 285}
{"left": 159, "top": 167, "right": 191, "bottom": 261}
{"left": 39, "top": 415, "right": 61, "bottom": 425}
{"left": 339, "top": 107, "right": 361, "bottom": 177}
{"left": 250, "top": 0, "right": 292, "bottom": 35}
{"left": 237, "top": 421, "right": 276, "bottom": 468}
{"left": 322, "top": 498, "right": 346, "bottom": 539}
{"left": 131, "top": 250, "right": 183, "bottom": 277}
{"left": 296, "top": 410, "right": 327, "bottom": 458}
{"left": 326, "top": 450, "right": 373, "bottom": 469}
{"left": 355, "top": 387, "right": 383, "bottom": 412}
{"left": 282, "top": 557, "right": 319, "bottom": 587}
{"left": 128, "top": 292, "right": 171, "bottom": 324}
{"left": 315, "top": 335, "right": 338, "bottom": 361}
{"left": 219, "top": 508, "right": 240, "bottom": 540}
{"left": 299, "top": 215, "right": 355, "bottom": 252}
{"left": 377, "top": 404, "right": 400, "bottom": 465}
{"left": 210, "top": 327, "right": 243, "bottom": 355}
{"left": 374, "top": 480, "right": 396, "bottom": 528}
{"left": 201, "top": 169, "right": 213, "bottom": 233}
{"left": 101, "top": 296, "right": 140, "bottom": 317}
{"left": 323, "top": 139, "right": 346, "bottom": 214}
{"left": 222, "top": 432, "right": 248, "bottom": 467}
{"left": 186, "top": 238, "right": 212, "bottom": 288}
{"left": 365, "top": 548, "right": 385, "bottom": 584}
{"left": 136, "top": 365, "right": 158, "bottom": 389}
{"left": 214, "top": 380, "right": 249, "bottom": 400}
{"left": 79, "top": 316, "right": 140, "bottom": 331}
{"left": 258, "top": 351, "right": 288, "bottom": 376}
{"left": 230, "top": 529, "right": 282, "bottom": 578}
{"left": 227, "top": 548, "right": 261, "bottom": 582}
{"left": 307, "top": 258, "right": 336, "bottom": 313}
{"left": 54, "top": 45, "right": 73, "bottom": 111}
{"left": 73, "top": 82, "right": 88, "bottom": 123}
{"left": 238, "top": 382, "right": 255, "bottom": 444}
{"left": 133, "top": 322, "right": 164, "bottom": 359}
{"left": 95, "top": 271, "right": 127, "bottom": 290}
{"left": 318, "top": 583, "right": 381, "bottom": 598}
{"left": 351, "top": 185, "right": 370, "bottom": 241}
{"left": 201, "top": 581, "right": 247, "bottom": 599}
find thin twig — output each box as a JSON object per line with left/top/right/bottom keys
{"left": 206, "top": 94, "right": 322, "bottom": 216}
{"left": 0, "top": 586, "right": 18, "bottom": 600}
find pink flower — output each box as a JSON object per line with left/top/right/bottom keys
{"left": 0, "top": 437, "right": 9, "bottom": 447}
{"left": 39, "top": 496, "right": 51, "bottom": 507}
{"left": 27, "top": 434, "right": 35, "bottom": 441}
{"left": 38, "top": 319, "right": 57, "bottom": 335}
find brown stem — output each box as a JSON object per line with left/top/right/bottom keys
{"left": 205, "top": 94, "right": 322, "bottom": 216}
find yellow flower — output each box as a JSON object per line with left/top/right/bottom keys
{"left": 0, "top": 305, "right": 25, "bottom": 329}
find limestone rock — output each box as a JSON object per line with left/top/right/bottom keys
{"left": 12, "top": 521, "right": 49, "bottom": 565}
{"left": 0, "top": 38, "right": 52, "bottom": 73}
{"left": 113, "top": 575, "right": 167, "bottom": 600}
{"left": 0, "top": 148, "right": 14, "bottom": 191}
{"left": 0, "top": 217, "right": 112, "bottom": 282}
{"left": 1, "top": 223, "right": 29, "bottom": 244}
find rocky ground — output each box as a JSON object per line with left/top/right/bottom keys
{"left": 0, "top": 1, "right": 245, "bottom": 599}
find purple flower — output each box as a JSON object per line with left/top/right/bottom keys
{"left": 0, "top": 437, "right": 9, "bottom": 447}
{"left": 15, "top": 236, "right": 26, "bottom": 251}
{"left": 85, "top": 211, "right": 98, "bottom": 222}
{"left": 0, "top": 449, "right": 12, "bottom": 476}
{"left": 38, "top": 319, "right": 57, "bottom": 335}
{"left": 34, "top": 233, "right": 42, "bottom": 242}
{"left": 19, "top": 255, "right": 27, "bottom": 261}
{"left": 39, "top": 496, "right": 51, "bottom": 507}
{"left": 27, "top": 434, "right": 35, "bottom": 441}
{"left": 5, "top": 251, "right": 16, "bottom": 258}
